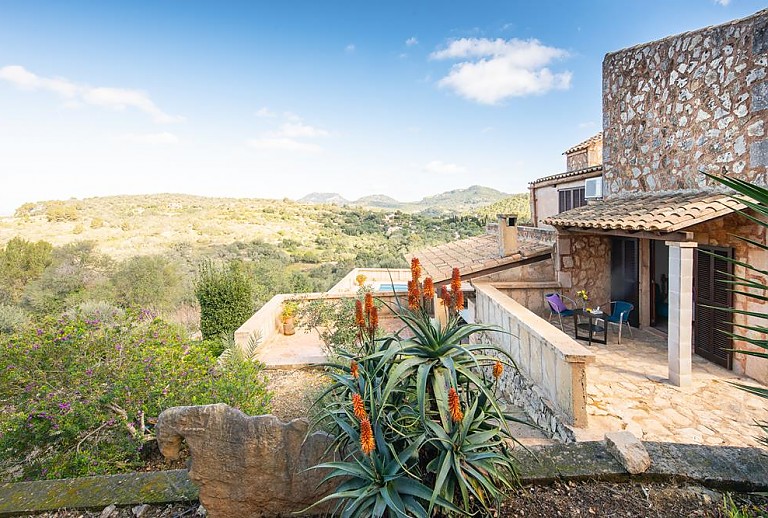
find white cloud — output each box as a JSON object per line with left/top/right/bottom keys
{"left": 255, "top": 107, "right": 277, "bottom": 118}
{"left": 406, "top": 37, "right": 419, "bottom": 47}
{"left": 274, "top": 121, "right": 329, "bottom": 138}
{"left": 0, "top": 65, "right": 182, "bottom": 123}
{"left": 430, "top": 38, "right": 572, "bottom": 104}
{"left": 422, "top": 160, "right": 465, "bottom": 174}
{"left": 248, "top": 113, "right": 329, "bottom": 153}
{"left": 714, "top": 0, "right": 730, "bottom": 5}
{"left": 247, "top": 138, "right": 323, "bottom": 153}
{"left": 345, "top": 44, "right": 356, "bottom": 53}
{"left": 121, "top": 132, "right": 179, "bottom": 145}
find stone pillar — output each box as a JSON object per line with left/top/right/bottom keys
{"left": 666, "top": 241, "right": 696, "bottom": 387}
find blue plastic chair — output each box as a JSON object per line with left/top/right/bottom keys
{"left": 605, "top": 301, "right": 634, "bottom": 343}
{"left": 545, "top": 293, "right": 577, "bottom": 331}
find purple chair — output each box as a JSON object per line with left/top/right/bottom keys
{"left": 545, "top": 293, "right": 577, "bottom": 331}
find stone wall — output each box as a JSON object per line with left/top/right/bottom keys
{"left": 567, "top": 150, "right": 589, "bottom": 171}
{"left": 602, "top": 9, "right": 768, "bottom": 196}
{"left": 688, "top": 212, "right": 768, "bottom": 383}
{"left": 474, "top": 282, "right": 595, "bottom": 431}
{"left": 555, "top": 234, "right": 612, "bottom": 306}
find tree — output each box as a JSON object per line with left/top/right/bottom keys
{"left": 112, "top": 255, "right": 183, "bottom": 310}
{"left": 195, "top": 260, "right": 254, "bottom": 340}
{"left": 0, "top": 237, "right": 53, "bottom": 304}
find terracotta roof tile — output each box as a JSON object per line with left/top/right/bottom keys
{"left": 543, "top": 190, "right": 746, "bottom": 232}
{"left": 529, "top": 165, "right": 603, "bottom": 186}
{"left": 406, "top": 233, "right": 553, "bottom": 283}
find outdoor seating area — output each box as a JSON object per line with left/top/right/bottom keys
{"left": 546, "top": 292, "right": 634, "bottom": 345}
{"left": 550, "top": 319, "right": 768, "bottom": 449}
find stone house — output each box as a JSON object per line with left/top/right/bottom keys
{"left": 542, "top": 9, "right": 768, "bottom": 386}
{"left": 529, "top": 133, "right": 603, "bottom": 228}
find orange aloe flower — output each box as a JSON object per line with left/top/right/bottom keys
{"left": 369, "top": 306, "right": 379, "bottom": 335}
{"left": 350, "top": 360, "right": 359, "bottom": 379}
{"left": 355, "top": 300, "right": 365, "bottom": 329}
{"left": 411, "top": 257, "right": 422, "bottom": 282}
{"left": 423, "top": 277, "right": 435, "bottom": 299}
{"left": 493, "top": 360, "right": 503, "bottom": 380}
{"left": 360, "top": 418, "right": 375, "bottom": 455}
{"left": 440, "top": 285, "right": 452, "bottom": 310}
{"left": 364, "top": 292, "right": 374, "bottom": 319}
{"left": 352, "top": 393, "right": 367, "bottom": 421}
{"left": 448, "top": 387, "right": 463, "bottom": 423}
{"left": 407, "top": 280, "right": 420, "bottom": 310}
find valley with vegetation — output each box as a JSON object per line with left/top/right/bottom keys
{"left": 0, "top": 186, "right": 529, "bottom": 482}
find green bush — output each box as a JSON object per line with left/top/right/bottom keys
{"left": 0, "top": 237, "right": 53, "bottom": 304}
{"left": 195, "top": 260, "right": 254, "bottom": 340}
{"left": 0, "top": 310, "right": 271, "bottom": 480}
{"left": 22, "top": 241, "right": 114, "bottom": 314}
{"left": 0, "top": 304, "right": 29, "bottom": 333}
{"left": 112, "top": 255, "right": 183, "bottom": 311}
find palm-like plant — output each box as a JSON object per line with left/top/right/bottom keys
{"left": 705, "top": 173, "right": 768, "bottom": 444}
{"left": 306, "top": 260, "right": 522, "bottom": 516}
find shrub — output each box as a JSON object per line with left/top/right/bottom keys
{"left": 111, "top": 255, "right": 183, "bottom": 311}
{"left": 44, "top": 201, "right": 79, "bottom": 222}
{"left": 195, "top": 260, "right": 254, "bottom": 340}
{"left": 0, "top": 237, "right": 53, "bottom": 304}
{"left": 307, "top": 261, "right": 519, "bottom": 516}
{"left": 22, "top": 242, "right": 113, "bottom": 315}
{"left": 90, "top": 218, "right": 104, "bottom": 229}
{"left": 0, "top": 304, "right": 29, "bottom": 333}
{"left": 0, "top": 310, "right": 271, "bottom": 480}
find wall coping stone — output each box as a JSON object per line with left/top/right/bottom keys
{"left": 474, "top": 282, "right": 595, "bottom": 364}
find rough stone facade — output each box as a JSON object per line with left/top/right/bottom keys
{"left": 567, "top": 150, "right": 589, "bottom": 171}
{"left": 688, "top": 212, "right": 768, "bottom": 382}
{"left": 555, "top": 234, "right": 612, "bottom": 307}
{"left": 602, "top": 9, "right": 768, "bottom": 196}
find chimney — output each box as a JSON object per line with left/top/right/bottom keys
{"left": 497, "top": 213, "right": 518, "bottom": 257}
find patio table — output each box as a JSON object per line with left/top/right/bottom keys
{"left": 573, "top": 309, "right": 607, "bottom": 346}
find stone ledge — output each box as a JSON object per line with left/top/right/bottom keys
{"left": 2, "top": 441, "right": 766, "bottom": 516}
{"left": 0, "top": 469, "right": 197, "bottom": 516}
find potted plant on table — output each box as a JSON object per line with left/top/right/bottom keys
{"left": 280, "top": 300, "right": 298, "bottom": 336}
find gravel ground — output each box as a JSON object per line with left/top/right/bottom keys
{"left": 26, "top": 482, "right": 768, "bottom": 517}
{"left": 265, "top": 368, "right": 331, "bottom": 421}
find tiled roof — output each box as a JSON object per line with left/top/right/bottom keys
{"left": 544, "top": 190, "right": 745, "bottom": 232}
{"left": 529, "top": 165, "right": 603, "bottom": 187}
{"left": 563, "top": 132, "right": 602, "bottom": 155}
{"left": 407, "top": 234, "right": 553, "bottom": 283}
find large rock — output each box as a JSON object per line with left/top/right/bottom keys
{"left": 605, "top": 431, "right": 651, "bottom": 474}
{"left": 156, "top": 404, "right": 336, "bottom": 517}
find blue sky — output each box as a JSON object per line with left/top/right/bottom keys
{"left": 0, "top": 0, "right": 765, "bottom": 214}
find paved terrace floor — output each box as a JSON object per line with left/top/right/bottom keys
{"left": 256, "top": 328, "right": 327, "bottom": 369}
{"left": 556, "top": 320, "right": 768, "bottom": 449}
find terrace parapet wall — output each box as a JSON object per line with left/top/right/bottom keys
{"left": 473, "top": 282, "right": 595, "bottom": 432}
{"left": 602, "top": 9, "right": 768, "bottom": 197}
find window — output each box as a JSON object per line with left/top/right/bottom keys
{"left": 558, "top": 187, "right": 586, "bottom": 213}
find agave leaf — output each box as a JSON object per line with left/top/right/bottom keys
{"left": 381, "top": 483, "right": 410, "bottom": 518}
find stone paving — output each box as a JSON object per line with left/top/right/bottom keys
{"left": 563, "top": 322, "right": 768, "bottom": 449}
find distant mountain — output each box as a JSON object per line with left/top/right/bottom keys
{"left": 354, "top": 194, "right": 403, "bottom": 209}
{"left": 298, "top": 193, "right": 350, "bottom": 205}
{"left": 298, "top": 185, "right": 511, "bottom": 214}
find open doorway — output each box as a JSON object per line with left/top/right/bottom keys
{"left": 650, "top": 241, "right": 669, "bottom": 333}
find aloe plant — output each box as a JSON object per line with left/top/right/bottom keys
{"left": 705, "top": 173, "right": 768, "bottom": 445}
{"left": 306, "top": 261, "right": 522, "bottom": 516}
